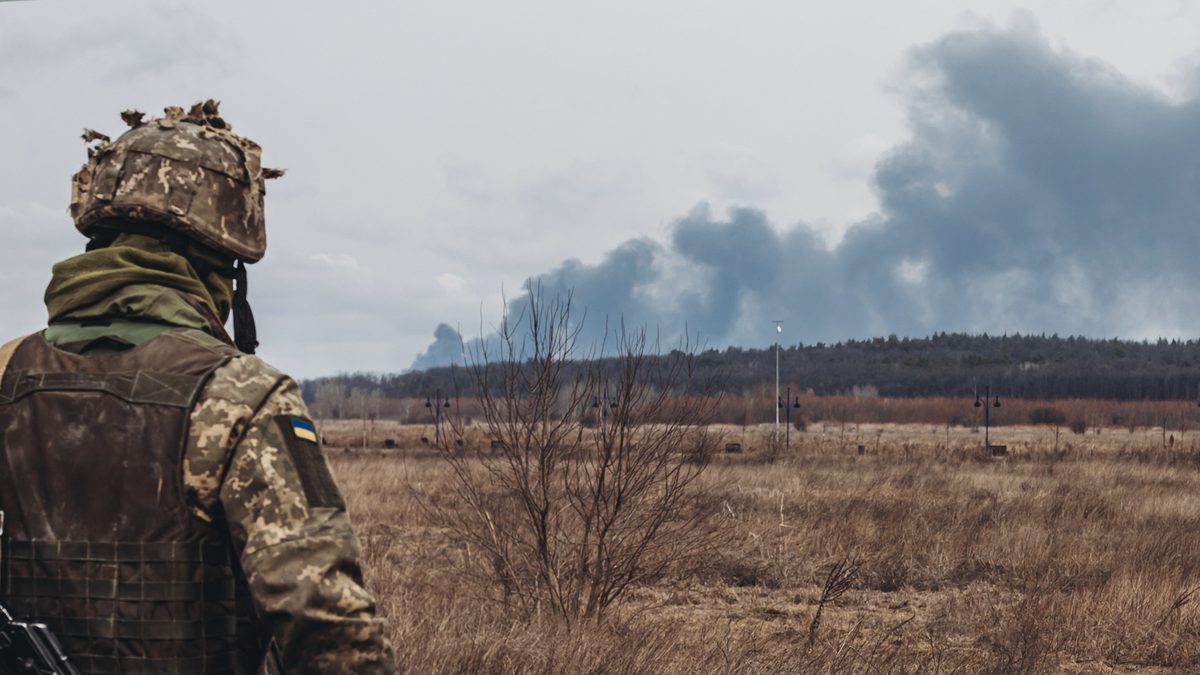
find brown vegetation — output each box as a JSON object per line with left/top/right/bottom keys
{"left": 324, "top": 393, "right": 1200, "bottom": 440}
{"left": 327, "top": 419, "right": 1200, "bottom": 673}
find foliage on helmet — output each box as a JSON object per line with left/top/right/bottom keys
{"left": 70, "top": 100, "right": 284, "bottom": 263}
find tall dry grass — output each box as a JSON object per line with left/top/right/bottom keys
{"left": 328, "top": 420, "right": 1200, "bottom": 673}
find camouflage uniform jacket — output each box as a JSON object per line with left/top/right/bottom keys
{"left": 26, "top": 283, "right": 396, "bottom": 674}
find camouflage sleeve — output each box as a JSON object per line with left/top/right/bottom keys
{"left": 186, "top": 357, "right": 395, "bottom": 674}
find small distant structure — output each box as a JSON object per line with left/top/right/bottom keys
{"left": 973, "top": 384, "right": 1002, "bottom": 453}
{"left": 724, "top": 442, "right": 743, "bottom": 454}
{"left": 990, "top": 444, "right": 1008, "bottom": 457}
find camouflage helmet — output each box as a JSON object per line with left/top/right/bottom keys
{"left": 69, "top": 100, "right": 283, "bottom": 263}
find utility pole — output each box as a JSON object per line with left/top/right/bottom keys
{"left": 774, "top": 321, "right": 783, "bottom": 448}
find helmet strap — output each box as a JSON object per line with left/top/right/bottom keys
{"left": 85, "top": 229, "right": 121, "bottom": 251}
{"left": 231, "top": 261, "right": 259, "bottom": 355}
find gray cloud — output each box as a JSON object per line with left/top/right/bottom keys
{"left": 0, "top": 204, "right": 79, "bottom": 338}
{"left": 0, "top": 2, "right": 237, "bottom": 82}
{"left": 412, "top": 19, "right": 1200, "bottom": 369}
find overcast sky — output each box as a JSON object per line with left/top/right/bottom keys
{"left": 3, "top": 1, "right": 1199, "bottom": 377}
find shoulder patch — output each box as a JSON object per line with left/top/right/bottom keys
{"left": 289, "top": 416, "right": 318, "bottom": 443}
{"left": 273, "top": 415, "right": 344, "bottom": 510}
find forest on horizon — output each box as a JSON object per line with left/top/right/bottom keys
{"left": 302, "top": 332, "right": 1200, "bottom": 404}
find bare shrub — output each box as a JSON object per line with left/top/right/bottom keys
{"left": 1029, "top": 407, "right": 1067, "bottom": 426}
{"left": 433, "top": 289, "right": 723, "bottom": 623}
{"left": 806, "top": 555, "right": 860, "bottom": 650}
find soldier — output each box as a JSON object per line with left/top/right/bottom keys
{"left": 0, "top": 101, "right": 396, "bottom": 674}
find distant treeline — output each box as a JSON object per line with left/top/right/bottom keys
{"left": 301, "top": 333, "right": 1200, "bottom": 404}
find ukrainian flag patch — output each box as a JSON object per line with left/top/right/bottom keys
{"left": 274, "top": 415, "right": 344, "bottom": 509}
{"left": 289, "top": 417, "right": 318, "bottom": 443}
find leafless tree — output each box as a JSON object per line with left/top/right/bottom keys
{"left": 348, "top": 386, "right": 381, "bottom": 449}
{"left": 311, "top": 380, "right": 347, "bottom": 421}
{"left": 435, "top": 287, "right": 723, "bottom": 624}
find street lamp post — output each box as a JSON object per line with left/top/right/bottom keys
{"left": 779, "top": 386, "right": 801, "bottom": 448}
{"left": 774, "top": 321, "right": 782, "bottom": 448}
{"left": 592, "top": 393, "right": 618, "bottom": 433}
{"left": 425, "top": 389, "right": 451, "bottom": 445}
{"left": 974, "top": 384, "right": 1001, "bottom": 453}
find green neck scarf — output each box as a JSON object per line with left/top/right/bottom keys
{"left": 45, "top": 233, "right": 234, "bottom": 331}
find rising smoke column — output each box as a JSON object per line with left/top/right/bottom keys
{"left": 412, "top": 18, "right": 1200, "bottom": 370}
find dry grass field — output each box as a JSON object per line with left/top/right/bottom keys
{"left": 322, "top": 418, "right": 1200, "bottom": 674}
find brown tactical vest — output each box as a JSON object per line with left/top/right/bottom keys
{"left": 0, "top": 329, "right": 263, "bottom": 675}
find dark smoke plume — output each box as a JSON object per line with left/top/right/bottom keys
{"left": 410, "top": 323, "right": 466, "bottom": 371}
{"left": 412, "top": 19, "right": 1200, "bottom": 370}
